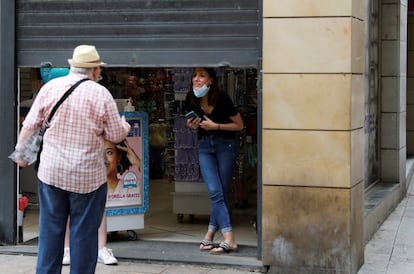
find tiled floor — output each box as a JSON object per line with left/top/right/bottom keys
{"left": 21, "top": 179, "right": 258, "bottom": 247}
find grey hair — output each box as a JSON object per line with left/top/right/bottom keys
{"left": 70, "top": 66, "right": 95, "bottom": 75}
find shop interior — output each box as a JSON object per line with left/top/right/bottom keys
{"left": 18, "top": 67, "right": 258, "bottom": 248}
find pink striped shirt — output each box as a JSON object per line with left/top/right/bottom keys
{"left": 22, "top": 72, "right": 129, "bottom": 193}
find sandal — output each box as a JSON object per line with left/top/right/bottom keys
{"left": 199, "top": 239, "right": 215, "bottom": 251}
{"left": 210, "top": 242, "right": 238, "bottom": 254}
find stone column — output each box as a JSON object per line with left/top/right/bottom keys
{"left": 382, "top": 1, "right": 407, "bottom": 186}
{"left": 408, "top": 1, "right": 414, "bottom": 155}
{"left": 261, "top": 1, "right": 365, "bottom": 273}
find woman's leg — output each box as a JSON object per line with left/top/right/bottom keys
{"left": 64, "top": 218, "right": 70, "bottom": 248}
{"left": 215, "top": 138, "right": 237, "bottom": 210}
{"left": 62, "top": 218, "right": 70, "bottom": 265}
{"left": 198, "top": 136, "right": 236, "bottom": 236}
{"left": 98, "top": 214, "right": 107, "bottom": 250}
{"left": 201, "top": 137, "right": 238, "bottom": 254}
{"left": 97, "top": 214, "right": 118, "bottom": 265}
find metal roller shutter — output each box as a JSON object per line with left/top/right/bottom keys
{"left": 17, "top": 0, "right": 260, "bottom": 67}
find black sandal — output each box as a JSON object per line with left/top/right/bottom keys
{"left": 199, "top": 239, "right": 214, "bottom": 251}
{"left": 210, "top": 242, "right": 237, "bottom": 254}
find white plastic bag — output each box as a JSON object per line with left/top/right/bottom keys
{"left": 9, "top": 129, "right": 43, "bottom": 165}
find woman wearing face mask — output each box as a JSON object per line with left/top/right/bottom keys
{"left": 185, "top": 68, "right": 244, "bottom": 254}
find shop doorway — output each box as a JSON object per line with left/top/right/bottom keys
{"left": 18, "top": 67, "right": 259, "bottom": 254}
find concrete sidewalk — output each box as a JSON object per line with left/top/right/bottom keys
{"left": 358, "top": 180, "right": 414, "bottom": 274}
{"left": 0, "top": 254, "right": 258, "bottom": 273}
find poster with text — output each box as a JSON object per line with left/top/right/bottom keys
{"left": 105, "top": 112, "right": 148, "bottom": 213}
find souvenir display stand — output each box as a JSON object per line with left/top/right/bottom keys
{"left": 106, "top": 111, "right": 149, "bottom": 240}
{"left": 171, "top": 116, "right": 211, "bottom": 223}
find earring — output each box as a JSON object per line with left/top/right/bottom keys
{"left": 117, "top": 164, "right": 124, "bottom": 174}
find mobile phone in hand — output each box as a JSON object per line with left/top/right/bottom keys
{"left": 185, "top": 111, "right": 199, "bottom": 119}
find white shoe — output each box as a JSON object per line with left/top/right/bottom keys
{"left": 97, "top": 247, "right": 118, "bottom": 265}
{"left": 62, "top": 247, "right": 70, "bottom": 265}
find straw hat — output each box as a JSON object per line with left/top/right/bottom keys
{"left": 68, "top": 45, "right": 106, "bottom": 68}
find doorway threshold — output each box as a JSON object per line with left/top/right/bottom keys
{"left": 0, "top": 240, "right": 263, "bottom": 271}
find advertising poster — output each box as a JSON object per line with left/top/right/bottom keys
{"left": 105, "top": 111, "right": 149, "bottom": 214}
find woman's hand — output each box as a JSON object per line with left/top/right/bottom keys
{"left": 116, "top": 140, "right": 142, "bottom": 172}
{"left": 199, "top": 113, "right": 244, "bottom": 131}
{"left": 199, "top": 116, "right": 219, "bottom": 131}
{"left": 186, "top": 116, "right": 202, "bottom": 130}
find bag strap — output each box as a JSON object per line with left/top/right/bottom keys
{"left": 44, "top": 78, "right": 89, "bottom": 130}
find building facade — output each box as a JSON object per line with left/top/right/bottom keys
{"left": 0, "top": 0, "right": 412, "bottom": 273}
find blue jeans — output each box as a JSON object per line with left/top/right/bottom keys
{"left": 198, "top": 135, "right": 237, "bottom": 234}
{"left": 36, "top": 180, "right": 107, "bottom": 274}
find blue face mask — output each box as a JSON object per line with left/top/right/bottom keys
{"left": 193, "top": 85, "right": 210, "bottom": 98}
